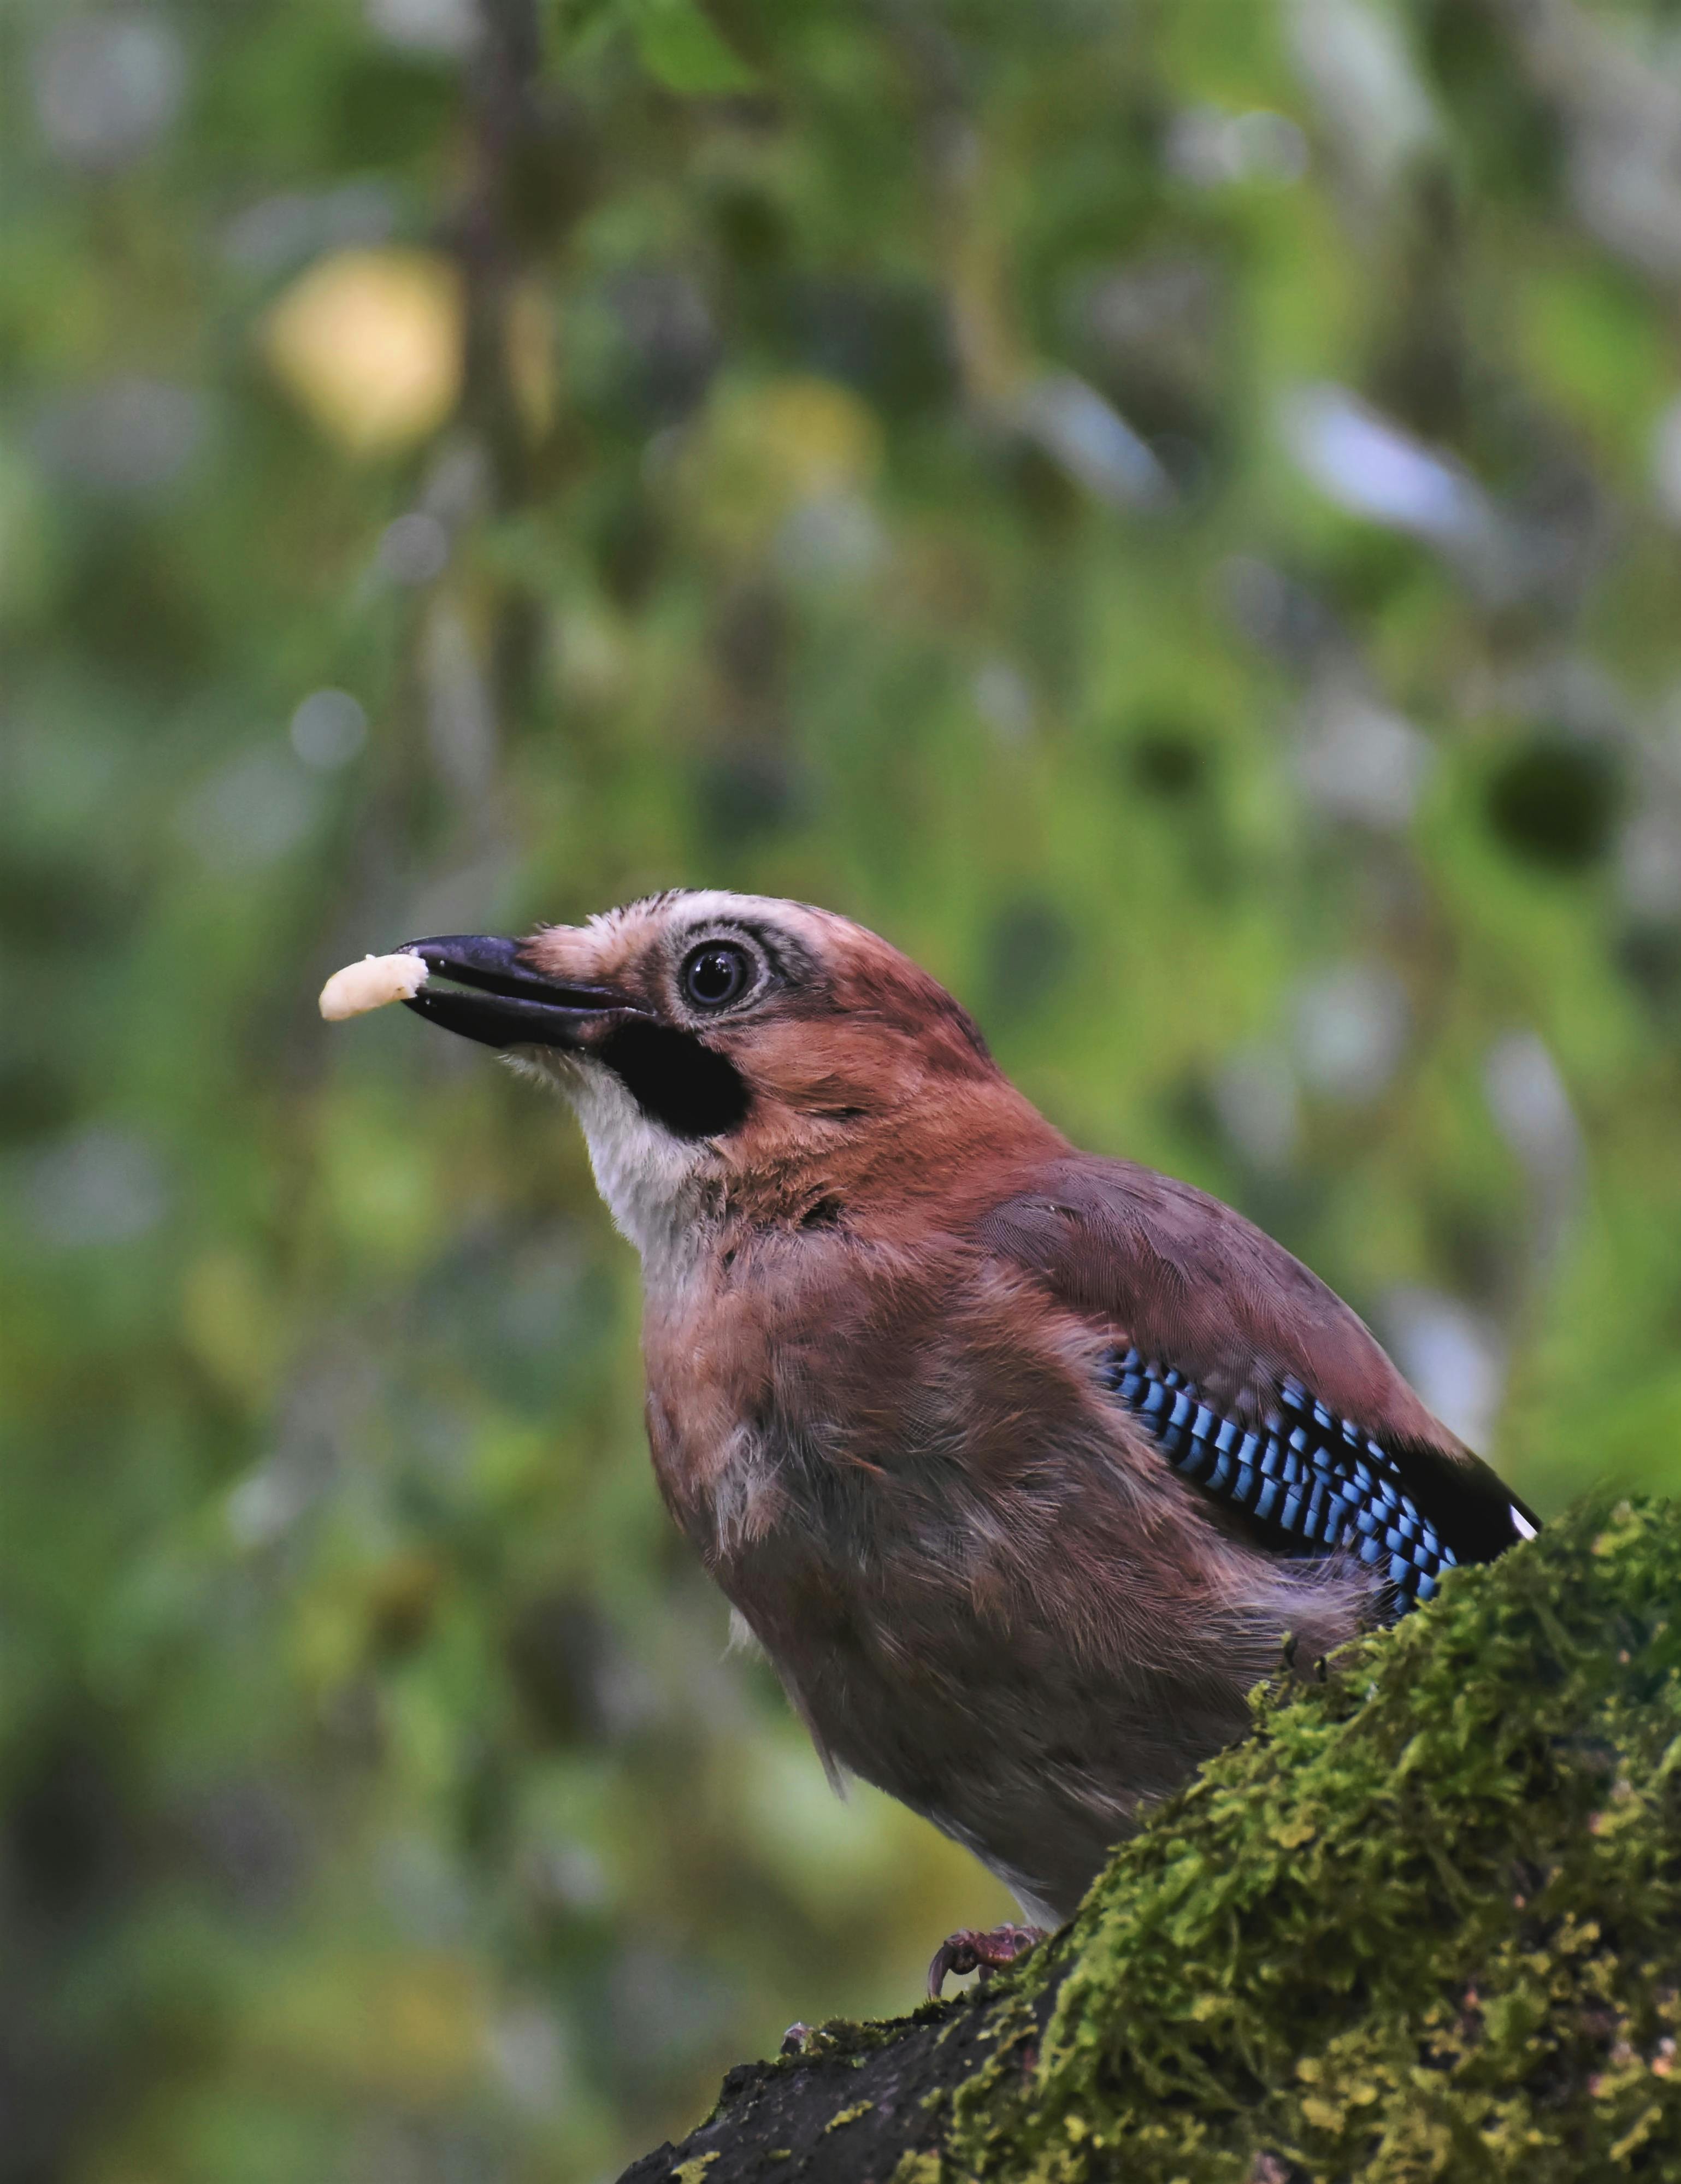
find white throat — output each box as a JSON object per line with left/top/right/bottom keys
{"left": 543, "top": 1057, "right": 715, "bottom": 1290}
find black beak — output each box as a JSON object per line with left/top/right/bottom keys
{"left": 398, "top": 934, "right": 642, "bottom": 1050}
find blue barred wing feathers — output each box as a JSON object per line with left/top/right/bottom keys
{"left": 975, "top": 1154, "right": 1538, "bottom": 1591}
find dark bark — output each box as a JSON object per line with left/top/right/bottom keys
{"left": 620, "top": 1984, "right": 1058, "bottom": 2183}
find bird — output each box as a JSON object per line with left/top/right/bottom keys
{"left": 358, "top": 890, "right": 1539, "bottom": 1992}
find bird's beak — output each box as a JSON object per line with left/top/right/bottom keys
{"left": 397, "top": 934, "right": 642, "bottom": 1050}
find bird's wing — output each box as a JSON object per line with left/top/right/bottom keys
{"left": 974, "top": 1154, "right": 1537, "bottom": 1601}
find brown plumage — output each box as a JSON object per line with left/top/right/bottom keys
{"left": 386, "top": 891, "right": 1536, "bottom": 1947}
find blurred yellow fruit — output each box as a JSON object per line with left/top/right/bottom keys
{"left": 750, "top": 375, "right": 883, "bottom": 499}
{"left": 680, "top": 374, "right": 883, "bottom": 551}
{"left": 261, "top": 247, "right": 463, "bottom": 456}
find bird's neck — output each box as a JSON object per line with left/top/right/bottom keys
{"left": 577, "top": 1061, "right": 1064, "bottom": 1304}
{"left": 715, "top": 1074, "right": 1066, "bottom": 1242}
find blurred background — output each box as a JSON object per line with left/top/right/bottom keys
{"left": 7, "top": 0, "right": 1681, "bottom": 2171}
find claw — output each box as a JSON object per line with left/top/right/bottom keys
{"left": 927, "top": 1922, "right": 1046, "bottom": 1999}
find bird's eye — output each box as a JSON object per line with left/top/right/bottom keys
{"left": 681, "top": 942, "right": 753, "bottom": 1010}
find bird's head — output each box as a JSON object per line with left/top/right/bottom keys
{"left": 399, "top": 891, "right": 1044, "bottom": 1269}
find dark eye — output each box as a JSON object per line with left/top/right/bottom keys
{"left": 681, "top": 942, "right": 753, "bottom": 1010}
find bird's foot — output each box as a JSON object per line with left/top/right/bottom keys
{"left": 927, "top": 1922, "right": 1046, "bottom": 1999}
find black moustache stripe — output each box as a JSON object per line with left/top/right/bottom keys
{"left": 597, "top": 1021, "right": 752, "bottom": 1138}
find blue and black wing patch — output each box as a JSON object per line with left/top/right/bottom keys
{"left": 1098, "top": 1347, "right": 1535, "bottom": 1610}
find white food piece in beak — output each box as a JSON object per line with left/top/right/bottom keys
{"left": 319, "top": 952, "right": 429, "bottom": 1021}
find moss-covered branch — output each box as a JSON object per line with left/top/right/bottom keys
{"left": 621, "top": 1499, "right": 1681, "bottom": 2181}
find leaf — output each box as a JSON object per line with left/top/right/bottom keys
{"left": 628, "top": 0, "right": 756, "bottom": 93}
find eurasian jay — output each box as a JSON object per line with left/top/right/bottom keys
{"left": 347, "top": 891, "right": 1537, "bottom": 1990}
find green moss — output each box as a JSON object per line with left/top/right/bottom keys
{"left": 934, "top": 1497, "right": 1681, "bottom": 2180}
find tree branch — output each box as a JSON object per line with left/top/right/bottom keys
{"left": 621, "top": 1497, "right": 1681, "bottom": 2180}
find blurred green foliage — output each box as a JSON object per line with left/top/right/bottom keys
{"left": 8, "top": 0, "right": 1681, "bottom": 2173}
